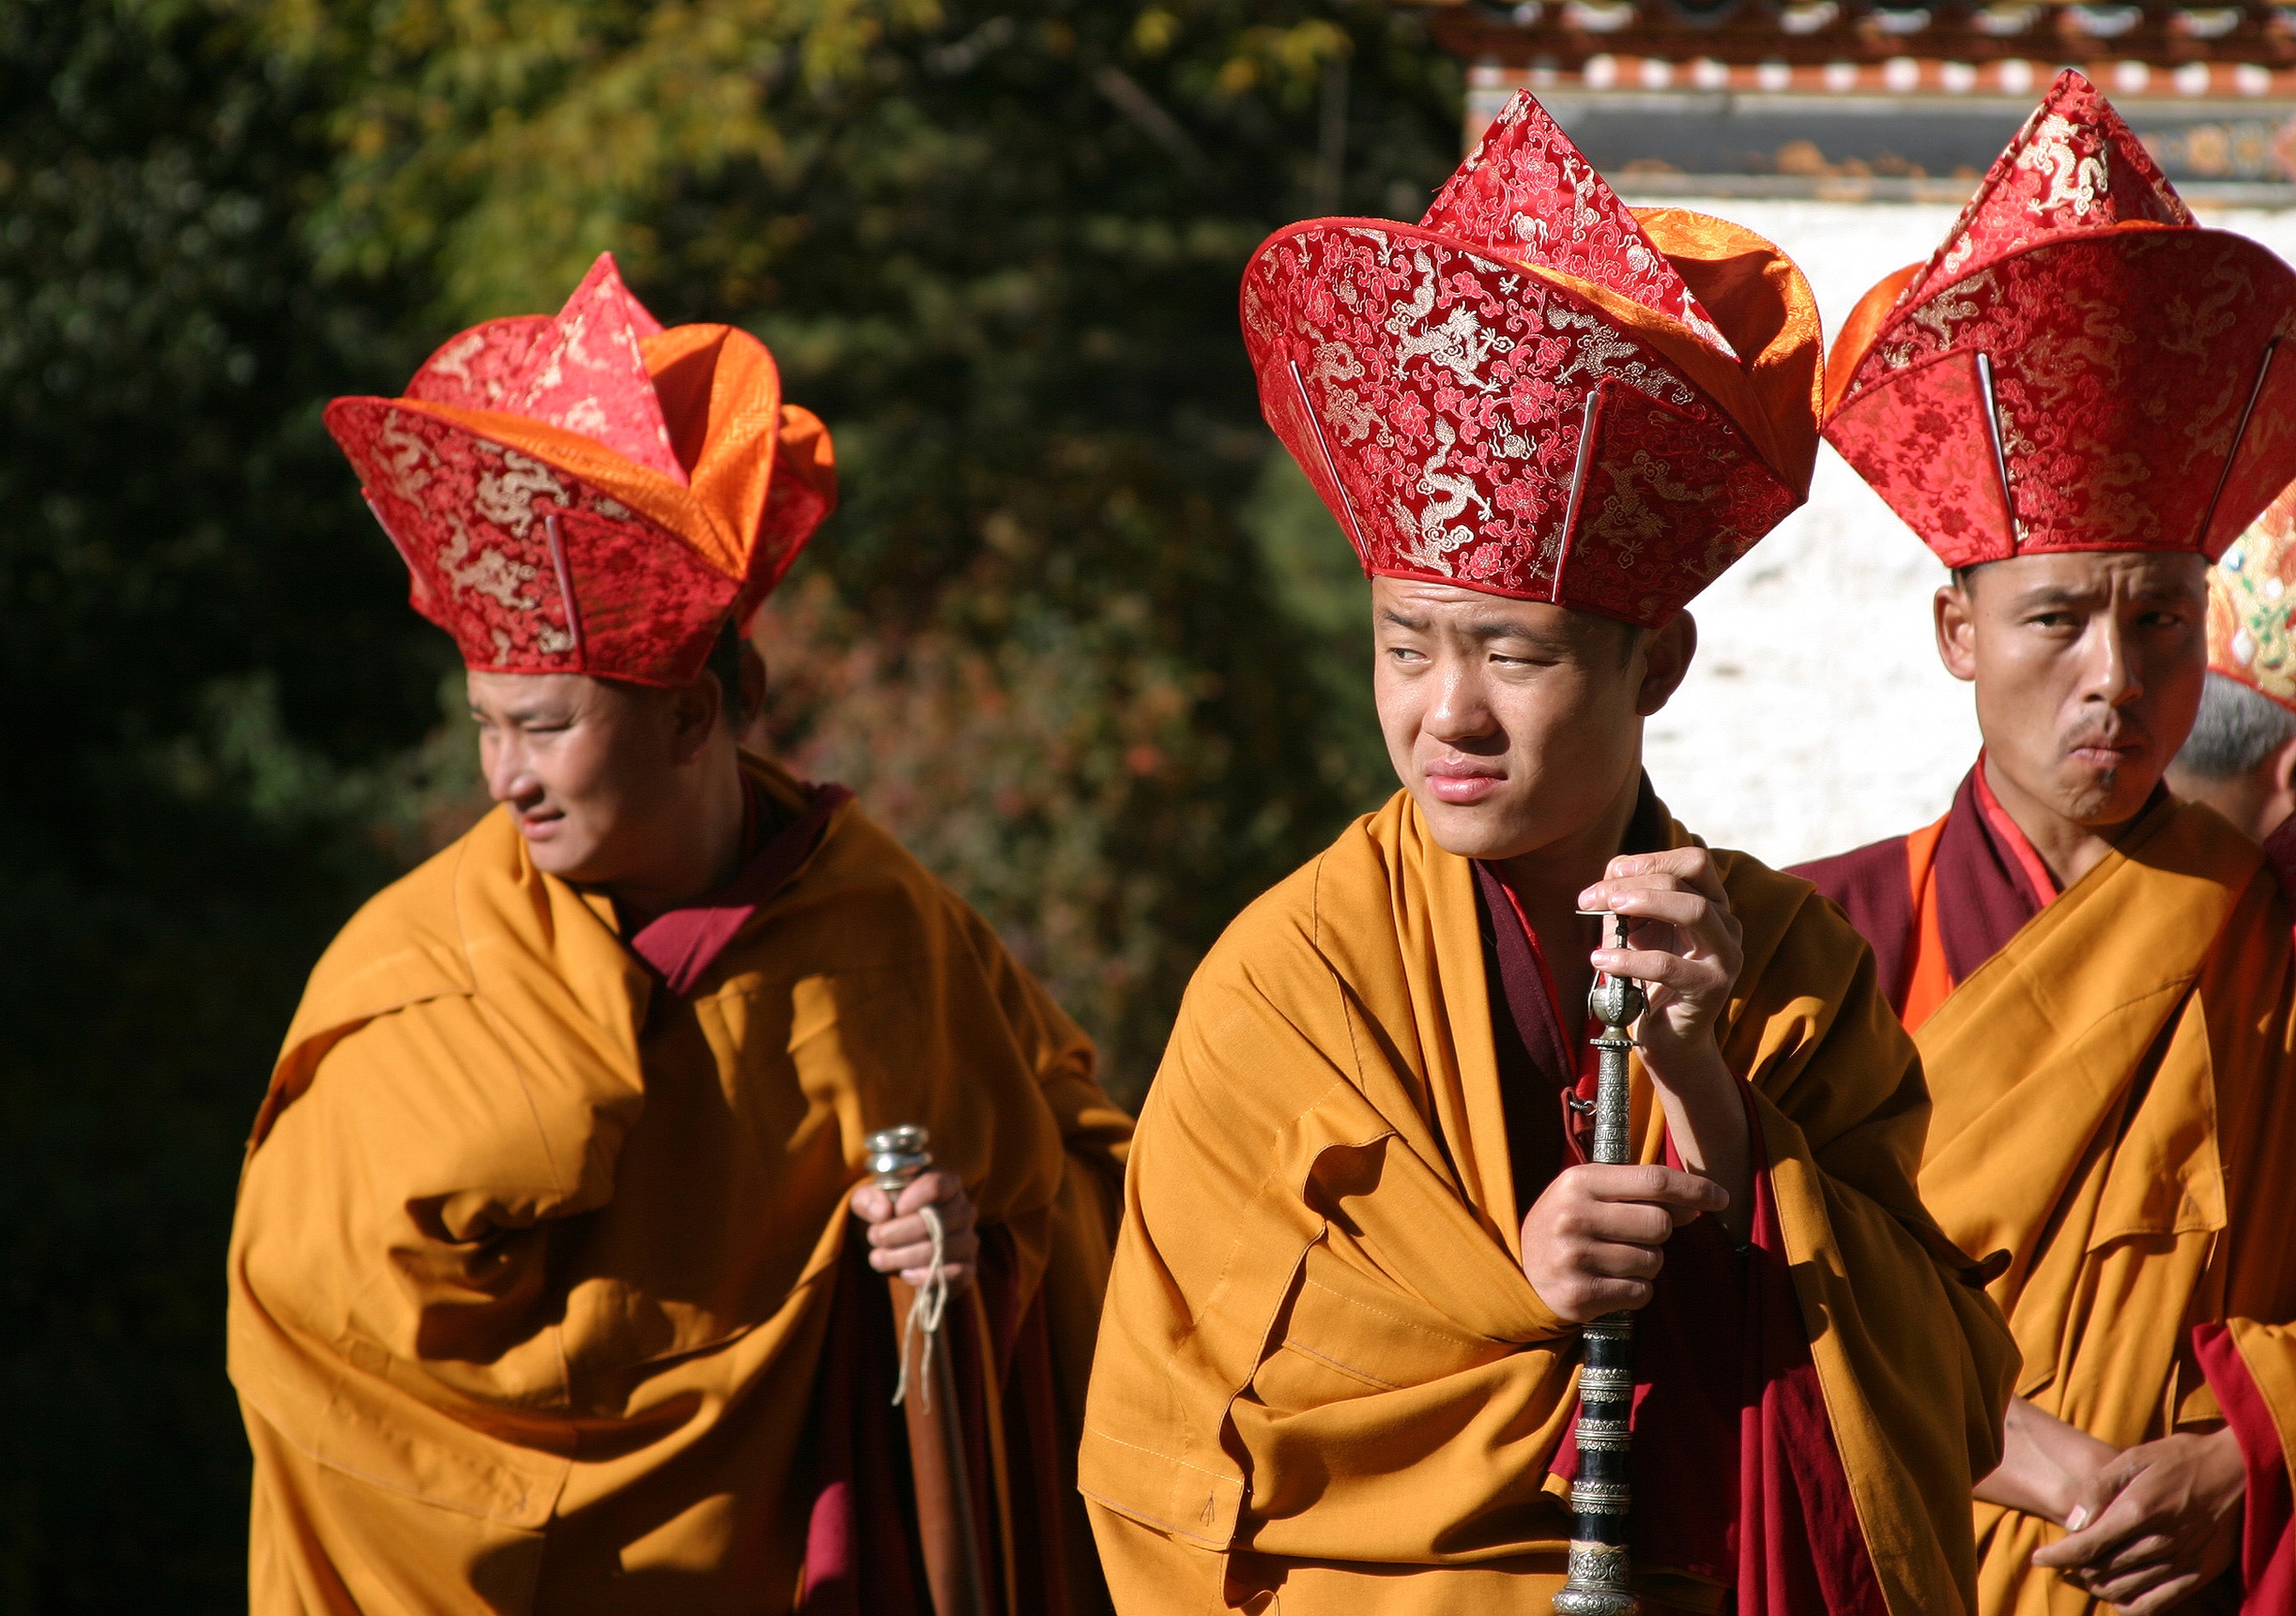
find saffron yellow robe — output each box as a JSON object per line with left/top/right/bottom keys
{"left": 1080, "top": 789, "right": 2017, "bottom": 1614}
{"left": 226, "top": 756, "right": 1130, "bottom": 1613}
{"left": 1918, "top": 796, "right": 2296, "bottom": 1615}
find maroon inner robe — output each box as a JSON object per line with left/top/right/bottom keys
{"left": 625, "top": 777, "right": 852, "bottom": 994}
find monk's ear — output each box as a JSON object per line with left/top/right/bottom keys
{"left": 737, "top": 643, "right": 769, "bottom": 734}
{"left": 1936, "top": 580, "right": 1979, "bottom": 683}
{"left": 1633, "top": 612, "right": 1696, "bottom": 718}
{"left": 666, "top": 673, "right": 723, "bottom": 765}
{"left": 2270, "top": 732, "right": 2296, "bottom": 805}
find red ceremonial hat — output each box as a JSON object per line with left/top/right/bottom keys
{"left": 325, "top": 254, "right": 836, "bottom": 686}
{"left": 1239, "top": 90, "right": 1822, "bottom": 627}
{"left": 1824, "top": 70, "right": 2296, "bottom": 567}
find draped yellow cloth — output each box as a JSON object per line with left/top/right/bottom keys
{"left": 1918, "top": 797, "right": 2296, "bottom": 1615}
{"left": 226, "top": 756, "right": 1131, "bottom": 1613}
{"left": 1080, "top": 789, "right": 2017, "bottom": 1614}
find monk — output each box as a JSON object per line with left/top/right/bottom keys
{"left": 226, "top": 255, "right": 1131, "bottom": 1614}
{"left": 1080, "top": 92, "right": 2018, "bottom": 1616}
{"left": 1798, "top": 72, "right": 2296, "bottom": 1616}
{"left": 2170, "top": 495, "right": 2296, "bottom": 852}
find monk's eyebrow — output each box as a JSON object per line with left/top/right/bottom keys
{"left": 1467, "top": 618, "right": 1574, "bottom": 652}
{"left": 2132, "top": 579, "right": 2205, "bottom": 606}
{"left": 1380, "top": 608, "right": 1432, "bottom": 632}
{"left": 2010, "top": 582, "right": 2198, "bottom": 612}
{"left": 2007, "top": 586, "right": 2093, "bottom": 612}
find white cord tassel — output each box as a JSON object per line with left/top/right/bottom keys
{"left": 892, "top": 1202, "right": 950, "bottom": 1411}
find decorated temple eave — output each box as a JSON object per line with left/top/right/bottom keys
{"left": 1414, "top": 0, "right": 2296, "bottom": 83}
{"left": 1405, "top": 0, "right": 2296, "bottom": 193}
{"left": 1479, "top": 53, "right": 2291, "bottom": 95}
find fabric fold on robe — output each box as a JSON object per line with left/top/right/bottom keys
{"left": 801, "top": 1224, "right": 930, "bottom": 1615}
{"left": 1080, "top": 787, "right": 2017, "bottom": 1615}
{"left": 1915, "top": 792, "right": 2296, "bottom": 1616}
{"left": 227, "top": 752, "right": 1131, "bottom": 1614}
{"left": 800, "top": 1220, "right": 1092, "bottom": 1616}
{"left": 2192, "top": 815, "right": 2296, "bottom": 1616}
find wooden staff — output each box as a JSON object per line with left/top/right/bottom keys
{"left": 865, "top": 1126, "right": 993, "bottom": 1616}
{"left": 1553, "top": 916, "right": 1646, "bottom": 1616}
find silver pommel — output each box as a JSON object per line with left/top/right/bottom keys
{"left": 865, "top": 1126, "right": 932, "bottom": 1195}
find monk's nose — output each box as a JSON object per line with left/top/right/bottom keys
{"left": 483, "top": 740, "right": 544, "bottom": 808}
{"left": 2081, "top": 618, "right": 2140, "bottom": 707}
{"left": 1422, "top": 665, "right": 1496, "bottom": 742}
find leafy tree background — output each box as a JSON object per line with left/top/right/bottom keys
{"left": 0, "top": 0, "right": 1456, "bottom": 1602}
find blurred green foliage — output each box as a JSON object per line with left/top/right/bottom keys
{"left": 0, "top": 0, "right": 1453, "bottom": 1602}
{"left": 266, "top": 0, "right": 1448, "bottom": 1084}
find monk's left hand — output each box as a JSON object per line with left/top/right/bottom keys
{"left": 2030, "top": 1428, "right": 2244, "bottom": 1613}
{"left": 852, "top": 1169, "right": 981, "bottom": 1293}
{"left": 1579, "top": 847, "right": 1753, "bottom": 1241}
{"left": 1580, "top": 847, "right": 1743, "bottom": 1074}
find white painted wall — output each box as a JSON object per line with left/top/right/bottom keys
{"left": 1628, "top": 198, "right": 2296, "bottom": 867}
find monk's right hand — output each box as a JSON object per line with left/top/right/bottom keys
{"left": 1519, "top": 1162, "right": 1728, "bottom": 1322}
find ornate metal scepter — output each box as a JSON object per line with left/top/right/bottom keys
{"left": 1553, "top": 919, "right": 1647, "bottom": 1616}
{"left": 864, "top": 1126, "right": 991, "bottom": 1616}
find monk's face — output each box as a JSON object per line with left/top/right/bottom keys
{"left": 1370, "top": 577, "right": 1692, "bottom": 862}
{"left": 1936, "top": 551, "right": 2208, "bottom": 829}
{"left": 468, "top": 670, "right": 723, "bottom": 884}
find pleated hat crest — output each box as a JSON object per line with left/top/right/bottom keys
{"left": 325, "top": 254, "right": 837, "bottom": 687}
{"left": 1239, "top": 90, "right": 1822, "bottom": 628}
{"left": 2209, "top": 485, "right": 2296, "bottom": 715}
{"left": 1824, "top": 71, "right": 2296, "bottom": 568}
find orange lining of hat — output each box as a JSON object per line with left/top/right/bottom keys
{"left": 1512, "top": 209, "right": 1823, "bottom": 498}
{"left": 374, "top": 323, "right": 795, "bottom": 586}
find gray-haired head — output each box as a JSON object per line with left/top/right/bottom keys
{"left": 2176, "top": 671, "right": 2296, "bottom": 781}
